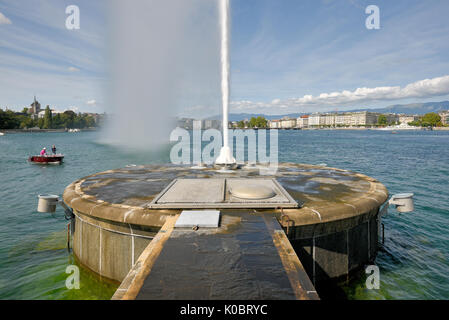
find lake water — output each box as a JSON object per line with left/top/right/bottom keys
{"left": 0, "top": 130, "right": 448, "bottom": 300}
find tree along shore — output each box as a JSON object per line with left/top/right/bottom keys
{"left": 0, "top": 106, "right": 97, "bottom": 130}
{"left": 1, "top": 127, "right": 97, "bottom": 133}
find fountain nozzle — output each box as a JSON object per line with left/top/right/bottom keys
{"left": 215, "top": 145, "right": 237, "bottom": 169}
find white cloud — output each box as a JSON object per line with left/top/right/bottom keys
{"left": 86, "top": 99, "right": 96, "bottom": 106}
{"left": 0, "top": 11, "right": 12, "bottom": 25}
{"left": 67, "top": 106, "right": 79, "bottom": 113}
{"left": 231, "top": 75, "right": 449, "bottom": 111}
{"left": 68, "top": 66, "right": 80, "bottom": 72}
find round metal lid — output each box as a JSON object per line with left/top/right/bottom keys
{"left": 230, "top": 185, "right": 276, "bottom": 200}
{"left": 392, "top": 193, "right": 414, "bottom": 199}
{"left": 38, "top": 194, "right": 59, "bottom": 200}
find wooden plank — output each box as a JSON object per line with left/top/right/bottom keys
{"left": 263, "top": 215, "right": 319, "bottom": 300}
{"left": 111, "top": 215, "right": 178, "bottom": 300}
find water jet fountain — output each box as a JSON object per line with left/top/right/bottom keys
{"left": 215, "top": 0, "right": 236, "bottom": 168}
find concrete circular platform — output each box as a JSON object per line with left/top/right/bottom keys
{"left": 63, "top": 163, "right": 388, "bottom": 284}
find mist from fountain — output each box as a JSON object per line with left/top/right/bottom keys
{"left": 102, "top": 0, "right": 222, "bottom": 151}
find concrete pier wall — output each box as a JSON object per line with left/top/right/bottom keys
{"left": 72, "top": 210, "right": 157, "bottom": 282}
{"left": 289, "top": 209, "right": 379, "bottom": 284}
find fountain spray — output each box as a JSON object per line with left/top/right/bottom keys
{"left": 215, "top": 0, "right": 236, "bottom": 166}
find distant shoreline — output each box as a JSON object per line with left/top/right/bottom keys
{"left": 2, "top": 127, "right": 448, "bottom": 134}
{"left": 231, "top": 127, "right": 449, "bottom": 131}
{"left": 0, "top": 128, "right": 98, "bottom": 133}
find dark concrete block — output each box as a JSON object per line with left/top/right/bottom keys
{"left": 314, "top": 230, "right": 348, "bottom": 281}
{"left": 369, "top": 216, "right": 379, "bottom": 260}
{"left": 290, "top": 238, "right": 314, "bottom": 282}
{"left": 348, "top": 221, "right": 369, "bottom": 272}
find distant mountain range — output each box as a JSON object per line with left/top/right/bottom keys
{"left": 221, "top": 113, "right": 307, "bottom": 121}
{"left": 205, "top": 101, "right": 449, "bottom": 121}
{"left": 348, "top": 101, "right": 449, "bottom": 115}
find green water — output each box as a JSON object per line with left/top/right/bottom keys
{"left": 0, "top": 131, "right": 168, "bottom": 299}
{"left": 0, "top": 130, "right": 448, "bottom": 299}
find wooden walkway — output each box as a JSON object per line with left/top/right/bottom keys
{"left": 112, "top": 212, "right": 319, "bottom": 300}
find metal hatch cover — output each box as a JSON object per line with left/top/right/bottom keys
{"left": 147, "top": 178, "right": 300, "bottom": 209}
{"left": 175, "top": 210, "right": 221, "bottom": 228}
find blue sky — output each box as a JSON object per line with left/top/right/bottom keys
{"left": 0, "top": 0, "right": 105, "bottom": 113}
{"left": 1, "top": 0, "right": 449, "bottom": 115}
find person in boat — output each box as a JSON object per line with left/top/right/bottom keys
{"left": 52, "top": 145, "right": 57, "bottom": 155}
{"left": 40, "top": 147, "right": 47, "bottom": 156}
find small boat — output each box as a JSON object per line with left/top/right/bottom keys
{"left": 0, "top": 132, "right": 5, "bottom": 136}
{"left": 29, "top": 154, "right": 64, "bottom": 165}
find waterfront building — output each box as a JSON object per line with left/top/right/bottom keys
{"left": 95, "top": 113, "right": 107, "bottom": 126}
{"left": 438, "top": 111, "right": 449, "bottom": 125}
{"left": 320, "top": 115, "right": 326, "bottom": 126}
{"left": 335, "top": 113, "right": 346, "bottom": 126}
{"left": 177, "top": 118, "right": 194, "bottom": 129}
{"left": 308, "top": 114, "right": 322, "bottom": 127}
{"left": 365, "top": 112, "right": 380, "bottom": 126}
{"left": 37, "top": 108, "right": 66, "bottom": 118}
{"left": 35, "top": 108, "right": 50, "bottom": 118}
{"left": 175, "top": 118, "right": 221, "bottom": 130}
{"left": 28, "top": 96, "right": 41, "bottom": 119}
{"left": 271, "top": 110, "right": 408, "bottom": 129}
{"left": 324, "top": 113, "right": 336, "bottom": 126}
{"left": 203, "top": 119, "right": 221, "bottom": 130}
{"left": 280, "top": 117, "right": 297, "bottom": 129}
{"left": 269, "top": 119, "right": 281, "bottom": 129}
{"left": 385, "top": 113, "right": 399, "bottom": 125}
{"left": 85, "top": 112, "right": 102, "bottom": 125}
{"left": 297, "top": 115, "right": 309, "bottom": 128}
{"left": 344, "top": 113, "right": 353, "bottom": 126}
{"left": 398, "top": 115, "right": 419, "bottom": 125}
{"left": 348, "top": 111, "right": 379, "bottom": 126}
